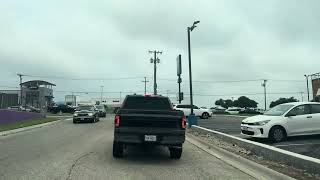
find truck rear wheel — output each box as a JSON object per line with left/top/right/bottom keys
{"left": 113, "top": 141, "right": 124, "bottom": 158}
{"left": 169, "top": 147, "right": 182, "bottom": 159}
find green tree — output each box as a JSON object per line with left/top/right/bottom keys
{"left": 215, "top": 99, "right": 226, "bottom": 108}
{"left": 225, "top": 99, "right": 233, "bottom": 108}
{"left": 269, "top": 97, "right": 298, "bottom": 108}
{"left": 234, "top": 96, "right": 258, "bottom": 108}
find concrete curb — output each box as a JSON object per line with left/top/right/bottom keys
{"left": 187, "top": 134, "right": 295, "bottom": 180}
{"left": 0, "top": 118, "right": 72, "bottom": 137}
{"left": 191, "top": 125, "right": 320, "bottom": 175}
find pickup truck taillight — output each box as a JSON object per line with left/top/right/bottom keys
{"left": 182, "top": 116, "right": 187, "bottom": 129}
{"left": 115, "top": 115, "right": 121, "bottom": 127}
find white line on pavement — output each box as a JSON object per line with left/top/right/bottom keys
{"left": 274, "top": 143, "right": 320, "bottom": 147}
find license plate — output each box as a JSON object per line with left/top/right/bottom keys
{"left": 144, "top": 135, "right": 157, "bottom": 142}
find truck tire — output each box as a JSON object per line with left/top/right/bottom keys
{"left": 73, "top": 120, "right": 77, "bottom": 124}
{"left": 169, "top": 147, "right": 182, "bottom": 159}
{"left": 113, "top": 141, "right": 124, "bottom": 158}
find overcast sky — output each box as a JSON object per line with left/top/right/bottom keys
{"left": 1, "top": 0, "right": 320, "bottom": 107}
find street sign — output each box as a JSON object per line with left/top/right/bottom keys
{"left": 176, "top": 54, "right": 182, "bottom": 76}
{"left": 179, "top": 92, "right": 184, "bottom": 101}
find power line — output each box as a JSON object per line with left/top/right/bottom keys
{"left": 158, "top": 91, "right": 306, "bottom": 97}
{"left": 156, "top": 78, "right": 304, "bottom": 84}
{"left": 21, "top": 74, "right": 144, "bottom": 81}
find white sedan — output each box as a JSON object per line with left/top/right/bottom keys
{"left": 241, "top": 102, "right": 320, "bottom": 142}
{"left": 174, "top": 104, "right": 213, "bottom": 119}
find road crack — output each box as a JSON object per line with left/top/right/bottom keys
{"left": 66, "top": 152, "right": 93, "bottom": 180}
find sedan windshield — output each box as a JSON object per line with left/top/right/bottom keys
{"left": 77, "top": 106, "right": 94, "bottom": 111}
{"left": 264, "top": 104, "right": 295, "bottom": 116}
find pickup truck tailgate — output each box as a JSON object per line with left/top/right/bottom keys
{"left": 118, "top": 109, "right": 183, "bottom": 128}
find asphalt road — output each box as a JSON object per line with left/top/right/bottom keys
{"left": 198, "top": 115, "right": 320, "bottom": 159}
{"left": 0, "top": 115, "right": 255, "bottom": 180}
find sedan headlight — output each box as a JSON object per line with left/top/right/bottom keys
{"left": 73, "top": 113, "right": 78, "bottom": 117}
{"left": 88, "top": 113, "right": 93, "bottom": 116}
{"left": 253, "top": 120, "right": 270, "bottom": 126}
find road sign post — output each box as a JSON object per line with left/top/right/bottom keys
{"left": 177, "top": 54, "right": 182, "bottom": 104}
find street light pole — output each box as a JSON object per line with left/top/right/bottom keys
{"left": 187, "top": 21, "right": 200, "bottom": 115}
{"left": 304, "top": 74, "right": 310, "bottom": 101}
{"left": 262, "top": 80, "right": 267, "bottom": 111}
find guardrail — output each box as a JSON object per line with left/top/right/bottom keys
{"left": 191, "top": 125, "right": 320, "bottom": 175}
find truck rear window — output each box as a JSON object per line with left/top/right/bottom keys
{"left": 122, "top": 97, "right": 172, "bottom": 110}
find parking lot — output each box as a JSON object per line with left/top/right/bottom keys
{"left": 198, "top": 115, "right": 320, "bottom": 159}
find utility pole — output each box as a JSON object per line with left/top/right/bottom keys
{"left": 119, "top": 91, "right": 122, "bottom": 104}
{"left": 299, "top": 92, "right": 304, "bottom": 102}
{"left": 100, "top": 85, "right": 104, "bottom": 103}
{"left": 141, "top": 77, "right": 149, "bottom": 95}
{"left": 149, "top": 50, "right": 162, "bottom": 95}
{"left": 262, "top": 80, "right": 267, "bottom": 111}
{"left": 166, "top": 90, "right": 169, "bottom": 97}
{"left": 17, "top": 74, "right": 23, "bottom": 106}
{"left": 304, "top": 74, "right": 310, "bottom": 101}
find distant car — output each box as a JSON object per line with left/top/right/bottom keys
{"left": 241, "top": 102, "right": 320, "bottom": 142}
{"left": 226, "top": 107, "right": 243, "bottom": 114}
{"left": 73, "top": 105, "right": 99, "bottom": 123}
{"left": 7, "top": 106, "right": 22, "bottom": 111}
{"left": 48, "top": 104, "right": 75, "bottom": 114}
{"left": 210, "top": 106, "right": 226, "bottom": 113}
{"left": 174, "top": 104, "right": 212, "bottom": 119}
{"left": 239, "top": 108, "right": 261, "bottom": 115}
{"left": 95, "top": 105, "right": 106, "bottom": 117}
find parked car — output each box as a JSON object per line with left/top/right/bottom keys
{"left": 8, "top": 105, "right": 34, "bottom": 112}
{"left": 226, "top": 107, "right": 243, "bottom": 114}
{"left": 73, "top": 105, "right": 99, "bottom": 123}
{"left": 7, "top": 106, "right": 22, "bottom": 111}
{"left": 239, "top": 108, "right": 262, "bottom": 115}
{"left": 210, "top": 106, "right": 226, "bottom": 113}
{"left": 113, "top": 95, "right": 186, "bottom": 159}
{"left": 241, "top": 102, "right": 320, "bottom": 142}
{"left": 95, "top": 105, "right": 106, "bottom": 117}
{"left": 174, "top": 104, "right": 212, "bottom": 119}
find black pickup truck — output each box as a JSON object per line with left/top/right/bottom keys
{"left": 113, "top": 95, "right": 186, "bottom": 159}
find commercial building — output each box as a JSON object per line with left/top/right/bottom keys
{"left": 311, "top": 73, "right": 320, "bottom": 102}
{"left": 0, "top": 90, "right": 19, "bottom": 109}
{"left": 20, "top": 80, "right": 55, "bottom": 109}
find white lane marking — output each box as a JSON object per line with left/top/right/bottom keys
{"left": 274, "top": 143, "right": 320, "bottom": 147}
